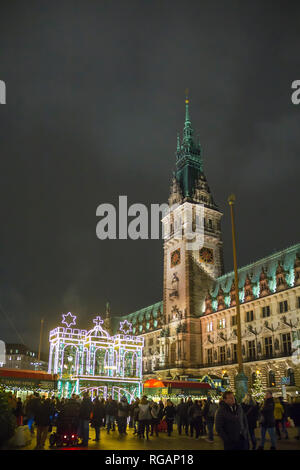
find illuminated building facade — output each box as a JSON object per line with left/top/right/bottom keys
{"left": 115, "top": 98, "right": 300, "bottom": 397}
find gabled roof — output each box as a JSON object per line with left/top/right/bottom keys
{"left": 211, "top": 242, "right": 300, "bottom": 300}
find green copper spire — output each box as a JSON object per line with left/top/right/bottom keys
{"left": 174, "top": 93, "right": 203, "bottom": 199}
{"left": 177, "top": 132, "right": 180, "bottom": 152}
{"left": 182, "top": 93, "right": 194, "bottom": 148}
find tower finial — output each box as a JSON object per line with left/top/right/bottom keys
{"left": 185, "top": 88, "right": 190, "bottom": 124}
{"left": 105, "top": 301, "right": 110, "bottom": 318}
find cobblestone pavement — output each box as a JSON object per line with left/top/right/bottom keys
{"left": 17, "top": 425, "right": 300, "bottom": 451}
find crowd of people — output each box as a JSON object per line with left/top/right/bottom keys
{"left": 5, "top": 389, "right": 300, "bottom": 450}
{"left": 215, "top": 390, "right": 300, "bottom": 450}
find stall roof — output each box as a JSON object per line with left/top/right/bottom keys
{"left": 0, "top": 368, "right": 57, "bottom": 381}
{"left": 144, "top": 379, "right": 211, "bottom": 390}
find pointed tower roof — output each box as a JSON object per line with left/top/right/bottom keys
{"left": 173, "top": 93, "right": 203, "bottom": 200}
{"left": 182, "top": 93, "right": 194, "bottom": 148}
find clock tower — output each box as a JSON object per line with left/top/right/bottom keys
{"left": 160, "top": 96, "right": 224, "bottom": 370}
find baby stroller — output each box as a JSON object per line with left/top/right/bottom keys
{"left": 49, "top": 412, "right": 79, "bottom": 447}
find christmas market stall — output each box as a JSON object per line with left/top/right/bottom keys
{"left": 0, "top": 368, "right": 57, "bottom": 400}
{"left": 143, "top": 378, "right": 211, "bottom": 403}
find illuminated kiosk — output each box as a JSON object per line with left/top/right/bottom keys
{"left": 48, "top": 313, "right": 143, "bottom": 401}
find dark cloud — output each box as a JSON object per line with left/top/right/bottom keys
{"left": 0, "top": 0, "right": 299, "bottom": 351}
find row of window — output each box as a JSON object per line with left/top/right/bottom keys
{"left": 206, "top": 332, "right": 295, "bottom": 363}
{"left": 206, "top": 298, "right": 300, "bottom": 332}
{"left": 8, "top": 349, "right": 36, "bottom": 356}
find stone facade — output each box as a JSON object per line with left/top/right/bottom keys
{"left": 115, "top": 98, "right": 300, "bottom": 396}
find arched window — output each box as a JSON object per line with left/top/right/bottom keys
{"left": 287, "top": 368, "right": 295, "bottom": 386}
{"left": 94, "top": 348, "right": 108, "bottom": 376}
{"left": 268, "top": 370, "right": 276, "bottom": 387}
{"left": 63, "top": 345, "right": 78, "bottom": 375}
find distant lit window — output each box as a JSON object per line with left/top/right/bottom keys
{"left": 218, "top": 318, "right": 226, "bottom": 329}
{"left": 207, "top": 321, "right": 213, "bottom": 332}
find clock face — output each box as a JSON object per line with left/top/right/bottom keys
{"left": 171, "top": 249, "right": 181, "bottom": 267}
{"left": 199, "top": 247, "right": 214, "bottom": 264}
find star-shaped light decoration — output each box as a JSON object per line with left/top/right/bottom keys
{"left": 61, "top": 312, "right": 77, "bottom": 328}
{"left": 119, "top": 320, "right": 133, "bottom": 335}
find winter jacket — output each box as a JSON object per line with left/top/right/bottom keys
{"left": 15, "top": 401, "right": 23, "bottom": 417}
{"left": 25, "top": 396, "right": 40, "bottom": 418}
{"left": 91, "top": 401, "right": 106, "bottom": 426}
{"left": 118, "top": 401, "right": 130, "bottom": 418}
{"left": 241, "top": 402, "right": 259, "bottom": 430}
{"left": 79, "top": 397, "right": 93, "bottom": 420}
{"left": 35, "top": 400, "right": 52, "bottom": 427}
{"left": 260, "top": 398, "right": 275, "bottom": 428}
{"left": 203, "top": 400, "right": 218, "bottom": 422}
{"left": 150, "top": 405, "right": 160, "bottom": 421}
{"left": 189, "top": 403, "right": 203, "bottom": 421}
{"left": 274, "top": 402, "right": 284, "bottom": 420}
{"left": 105, "top": 401, "right": 116, "bottom": 415}
{"left": 215, "top": 401, "right": 249, "bottom": 449}
{"left": 290, "top": 402, "right": 300, "bottom": 426}
{"left": 138, "top": 403, "right": 152, "bottom": 421}
{"left": 176, "top": 402, "right": 188, "bottom": 418}
{"left": 164, "top": 405, "right": 176, "bottom": 420}
{"left": 61, "top": 399, "right": 80, "bottom": 418}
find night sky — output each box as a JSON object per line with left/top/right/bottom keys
{"left": 0, "top": 1, "right": 299, "bottom": 353}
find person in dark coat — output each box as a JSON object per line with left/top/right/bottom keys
{"left": 278, "top": 396, "right": 289, "bottom": 439}
{"left": 78, "top": 392, "right": 93, "bottom": 446}
{"left": 258, "top": 390, "right": 276, "bottom": 450}
{"left": 215, "top": 391, "right": 249, "bottom": 450}
{"left": 105, "top": 396, "right": 116, "bottom": 433}
{"left": 186, "top": 397, "right": 194, "bottom": 436}
{"left": 91, "top": 397, "right": 106, "bottom": 441}
{"left": 25, "top": 393, "right": 40, "bottom": 434}
{"left": 176, "top": 399, "right": 188, "bottom": 436}
{"left": 290, "top": 398, "right": 300, "bottom": 440}
{"left": 35, "top": 398, "right": 52, "bottom": 450}
{"left": 189, "top": 400, "right": 203, "bottom": 439}
{"left": 241, "top": 393, "right": 260, "bottom": 450}
{"left": 203, "top": 396, "right": 218, "bottom": 442}
{"left": 15, "top": 398, "right": 24, "bottom": 427}
{"left": 117, "top": 396, "right": 130, "bottom": 435}
{"left": 163, "top": 400, "right": 176, "bottom": 437}
{"left": 131, "top": 398, "right": 140, "bottom": 435}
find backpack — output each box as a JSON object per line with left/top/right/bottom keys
{"left": 207, "top": 402, "right": 218, "bottom": 418}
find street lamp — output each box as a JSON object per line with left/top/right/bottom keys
{"left": 228, "top": 194, "right": 248, "bottom": 402}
